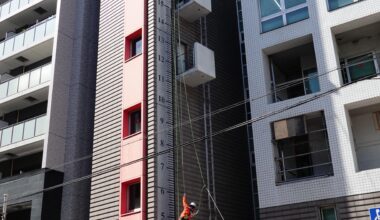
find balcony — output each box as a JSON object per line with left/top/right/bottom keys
{"left": 0, "top": 15, "right": 55, "bottom": 73}
{"left": 0, "top": 114, "right": 47, "bottom": 153}
{"left": 0, "top": 63, "right": 51, "bottom": 99}
{"left": 176, "top": 42, "right": 215, "bottom": 87}
{"left": 269, "top": 42, "right": 320, "bottom": 103}
{"left": 0, "top": 0, "right": 37, "bottom": 20}
{"left": 0, "top": 0, "right": 56, "bottom": 37}
{"left": 335, "top": 21, "right": 380, "bottom": 84}
{"left": 178, "top": 0, "right": 211, "bottom": 22}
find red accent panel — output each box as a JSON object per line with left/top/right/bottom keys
{"left": 125, "top": 29, "right": 143, "bottom": 61}
{"left": 122, "top": 103, "right": 142, "bottom": 138}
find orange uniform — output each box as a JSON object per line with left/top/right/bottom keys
{"left": 179, "top": 194, "right": 194, "bottom": 220}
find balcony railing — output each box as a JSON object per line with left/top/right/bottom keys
{"left": 271, "top": 68, "right": 320, "bottom": 103}
{"left": 0, "top": 15, "right": 56, "bottom": 59}
{"left": 0, "top": 115, "right": 47, "bottom": 147}
{"left": 341, "top": 51, "right": 380, "bottom": 84}
{"left": 0, "top": 63, "right": 52, "bottom": 100}
{"left": 0, "top": 0, "right": 35, "bottom": 20}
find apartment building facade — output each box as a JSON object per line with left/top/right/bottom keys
{"left": 240, "top": 0, "right": 380, "bottom": 219}
{"left": 90, "top": 0, "right": 254, "bottom": 219}
{"left": 0, "top": 0, "right": 99, "bottom": 219}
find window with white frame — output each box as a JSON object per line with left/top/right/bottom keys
{"left": 259, "top": 0, "right": 309, "bottom": 32}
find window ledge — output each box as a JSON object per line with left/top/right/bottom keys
{"left": 123, "top": 131, "right": 142, "bottom": 140}
{"left": 121, "top": 210, "right": 141, "bottom": 217}
{"left": 125, "top": 53, "right": 142, "bottom": 63}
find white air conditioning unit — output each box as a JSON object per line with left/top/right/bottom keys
{"left": 274, "top": 116, "right": 306, "bottom": 140}
{"left": 178, "top": 0, "right": 212, "bottom": 22}
{"left": 177, "top": 42, "right": 216, "bottom": 87}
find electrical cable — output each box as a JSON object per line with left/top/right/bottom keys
{"left": 1, "top": 73, "right": 376, "bottom": 207}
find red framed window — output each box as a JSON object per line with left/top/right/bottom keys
{"left": 125, "top": 29, "right": 142, "bottom": 61}
{"left": 123, "top": 104, "right": 141, "bottom": 138}
{"left": 121, "top": 179, "right": 141, "bottom": 215}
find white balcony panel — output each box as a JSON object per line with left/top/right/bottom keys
{"left": 178, "top": 0, "right": 212, "bottom": 22}
{"left": 0, "top": 63, "right": 51, "bottom": 114}
{"left": 0, "top": 16, "right": 55, "bottom": 74}
{"left": 0, "top": 115, "right": 46, "bottom": 155}
{"left": 0, "top": 0, "right": 56, "bottom": 37}
{"left": 177, "top": 42, "right": 216, "bottom": 87}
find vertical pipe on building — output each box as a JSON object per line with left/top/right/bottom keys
{"left": 143, "top": 0, "right": 148, "bottom": 217}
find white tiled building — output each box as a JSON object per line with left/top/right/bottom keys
{"left": 240, "top": 0, "right": 380, "bottom": 219}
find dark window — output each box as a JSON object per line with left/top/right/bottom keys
{"left": 0, "top": 152, "right": 42, "bottom": 179}
{"left": 125, "top": 29, "right": 142, "bottom": 61}
{"left": 177, "top": 42, "right": 187, "bottom": 74}
{"left": 131, "top": 37, "right": 142, "bottom": 57}
{"left": 123, "top": 105, "right": 142, "bottom": 138}
{"left": 129, "top": 110, "right": 141, "bottom": 135}
{"left": 270, "top": 43, "right": 319, "bottom": 103}
{"left": 273, "top": 111, "right": 333, "bottom": 182}
{"left": 321, "top": 207, "right": 337, "bottom": 220}
{"left": 128, "top": 182, "right": 141, "bottom": 211}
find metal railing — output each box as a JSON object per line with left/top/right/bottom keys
{"left": 0, "top": 63, "right": 52, "bottom": 100}
{"left": 0, "top": 0, "right": 35, "bottom": 20}
{"left": 0, "top": 114, "right": 47, "bottom": 147}
{"left": 341, "top": 51, "right": 380, "bottom": 84}
{"left": 0, "top": 15, "right": 56, "bottom": 59}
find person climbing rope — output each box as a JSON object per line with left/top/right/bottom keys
{"left": 179, "top": 193, "right": 198, "bottom": 220}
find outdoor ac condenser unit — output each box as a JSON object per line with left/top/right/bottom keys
{"left": 274, "top": 116, "right": 307, "bottom": 140}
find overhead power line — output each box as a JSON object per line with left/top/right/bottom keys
{"left": 1, "top": 73, "right": 377, "bottom": 207}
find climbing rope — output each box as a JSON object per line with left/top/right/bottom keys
{"left": 175, "top": 0, "right": 225, "bottom": 219}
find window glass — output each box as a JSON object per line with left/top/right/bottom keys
{"left": 304, "top": 68, "right": 320, "bottom": 94}
{"left": 129, "top": 110, "right": 141, "bottom": 135}
{"left": 132, "top": 37, "right": 142, "bottom": 57}
{"left": 286, "top": 7, "right": 309, "bottom": 25}
{"left": 177, "top": 43, "right": 187, "bottom": 74}
{"left": 285, "top": 0, "right": 306, "bottom": 8}
{"left": 348, "top": 54, "right": 376, "bottom": 82}
{"left": 262, "top": 16, "right": 283, "bottom": 32}
{"left": 328, "top": 0, "right": 354, "bottom": 10}
{"left": 260, "top": 0, "right": 281, "bottom": 17}
{"left": 260, "top": 0, "right": 309, "bottom": 32}
{"left": 274, "top": 112, "right": 333, "bottom": 182}
{"left": 128, "top": 183, "right": 141, "bottom": 211}
{"left": 321, "top": 207, "right": 337, "bottom": 220}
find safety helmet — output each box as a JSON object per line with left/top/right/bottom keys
{"left": 190, "top": 202, "right": 197, "bottom": 209}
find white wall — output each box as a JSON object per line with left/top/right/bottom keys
{"left": 241, "top": 0, "right": 380, "bottom": 208}
{"left": 351, "top": 110, "right": 380, "bottom": 171}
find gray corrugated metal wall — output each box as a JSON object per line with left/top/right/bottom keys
{"left": 89, "top": 0, "right": 124, "bottom": 219}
